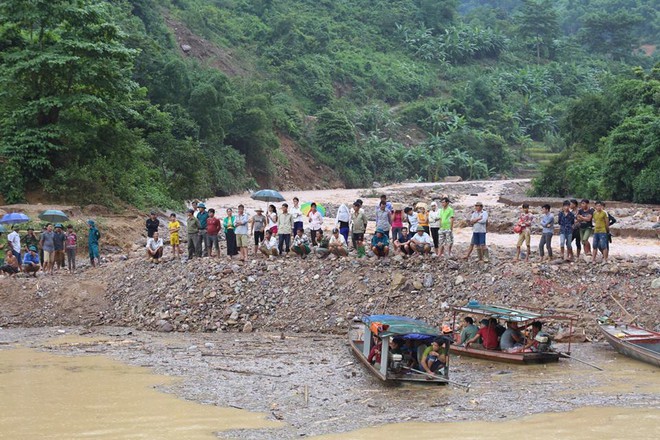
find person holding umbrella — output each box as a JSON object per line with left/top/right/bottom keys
{"left": 87, "top": 219, "right": 101, "bottom": 267}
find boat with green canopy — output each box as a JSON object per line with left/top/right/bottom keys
{"left": 450, "top": 302, "right": 578, "bottom": 364}
{"left": 349, "top": 314, "right": 452, "bottom": 384}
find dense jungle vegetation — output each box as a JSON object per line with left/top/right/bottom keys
{"left": 0, "top": 0, "right": 658, "bottom": 206}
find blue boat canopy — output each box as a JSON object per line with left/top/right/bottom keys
{"left": 363, "top": 314, "right": 440, "bottom": 338}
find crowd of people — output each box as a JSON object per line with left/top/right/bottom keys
{"left": 0, "top": 220, "right": 101, "bottom": 277}
{"left": 143, "top": 195, "right": 616, "bottom": 265}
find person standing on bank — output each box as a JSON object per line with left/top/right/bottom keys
{"left": 291, "top": 197, "right": 304, "bottom": 237}
{"left": 87, "top": 219, "right": 101, "bottom": 267}
{"left": 308, "top": 202, "right": 323, "bottom": 246}
{"left": 278, "top": 203, "right": 293, "bottom": 255}
{"left": 146, "top": 211, "right": 159, "bottom": 238}
{"left": 196, "top": 203, "right": 209, "bottom": 256}
{"left": 186, "top": 209, "right": 201, "bottom": 259}
{"left": 206, "top": 208, "right": 222, "bottom": 257}
{"left": 235, "top": 204, "right": 250, "bottom": 262}
{"left": 463, "top": 202, "right": 489, "bottom": 263}
{"left": 223, "top": 208, "right": 238, "bottom": 259}
{"left": 251, "top": 208, "right": 267, "bottom": 256}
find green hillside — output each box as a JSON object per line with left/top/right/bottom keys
{"left": 1, "top": 0, "right": 658, "bottom": 206}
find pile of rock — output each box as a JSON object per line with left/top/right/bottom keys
{"left": 102, "top": 252, "right": 660, "bottom": 337}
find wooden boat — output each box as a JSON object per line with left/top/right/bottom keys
{"left": 449, "top": 303, "right": 577, "bottom": 365}
{"left": 598, "top": 321, "right": 660, "bottom": 368}
{"left": 349, "top": 315, "right": 450, "bottom": 384}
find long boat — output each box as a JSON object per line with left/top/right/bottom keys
{"left": 349, "top": 314, "right": 450, "bottom": 384}
{"left": 597, "top": 321, "right": 660, "bottom": 368}
{"left": 449, "top": 302, "right": 578, "bottom": 365}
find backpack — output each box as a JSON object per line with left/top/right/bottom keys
{"left": 607, "top": 212, "right": 617, "bottom": 226}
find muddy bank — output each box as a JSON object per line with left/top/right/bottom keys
{"left": 1, "top": 327, "right": 657, "bottom": 439}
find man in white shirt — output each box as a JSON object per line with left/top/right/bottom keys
{"left": 328, "top": 228, "right": 348, "bottom": 257}
{"left": 410, "top": 226, "right": 433, "bottom": 256}
{"left": 463, "top": 201, "right": 489, "bottom": 262}
{"left": 7, "top": 225, "right": 21, "bottom": 264}
{"left": 291, "top": 197, "right": 304, "bottom": 236}
{"left": 259, "top": 230, "right": 280, "bottom": 257}
{"left": 146, "top": 231, "right": 164, "bottom": 263}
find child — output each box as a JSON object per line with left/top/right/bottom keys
{"left": 168, "top": 213, "right": 181, "bottom": 259}
{"left": 65, "top": 225, "right": 77, "bottom": 273}
{"left": 538, "top": 204, "right": 554, "bottom": 261}
{"left": 558, "top": 200, "right": 575, "bottom": 261}
{"left": 515, "top": 203, "right": 533, "bottom": 261}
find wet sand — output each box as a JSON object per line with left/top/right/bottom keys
{"left": 1, "top": 327, "right": 657, "bottom": 439}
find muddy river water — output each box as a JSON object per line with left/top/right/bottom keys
{"left": 0, "top": 327, "right": 658, "bottom": 439}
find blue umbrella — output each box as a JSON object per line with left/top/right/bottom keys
{"left": 39, "top": 209, "right": 69, "bottom": 223}
{"left": 0, "top": 212, "right": 30, "bottom": 224}
{"left": 250, "top": 189, "right": 285, "bottom": 203}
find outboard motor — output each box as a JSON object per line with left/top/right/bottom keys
{"left": 389, "top": 354, "right": 404, "bottom": 373}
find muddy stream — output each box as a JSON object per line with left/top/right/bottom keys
{"left": 1, "top": 327, "right": 657, "bottom": 439}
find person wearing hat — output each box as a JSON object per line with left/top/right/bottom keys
{"left": 335, "top": 203, "right": 351, "bottom": 244}
{"left": 186, "top": 209, "right": 201, "bottom": 259}
{"left": 250, "top": 207, "right": 267, "bottom": 256}
{"left": 22, "top": 245, "right": 41, "bottom": 277}
{"left": 40, "top": 223, "right": 55, "bottom": 275}
{"left": 87, "top": 219, "right": 101, "bottom": 267}
{"left": 8, "top": 225, "right": 22, "bottom": 266}
{"left": 53, "top": 223, "right": 66, "bottom": 271}
{"left": 146, "top": 211, "right": 159, "bottom": 238}
{"left": 463, "top": 201, "right": 489, "bottom": 263}
{"left": 196, "top": 203, "right": 209, "bottom": 256}
{"left": 370, "top": 228, "right": 389, "bottom": 258}
{"left": 350, "top": 201, "right": 368, "bottom": 256}
{"left": 409, "top": 226, "right": 433, "bottom": 257}
{"left": 416, "top": 204, "right": 430, "bottom": 235}
{"left": 438, "top": 197, "right": 455, "bottom": 258}
{"left": 168, "top": 213, "right": 181, "bottom": 259}
{"left": 328, "top": 227, "right": 348, "bottom": 257}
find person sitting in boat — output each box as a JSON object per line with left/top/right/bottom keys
{"left": 465, "top": 318, "right": 499, "bottom": 350}
{"left": 459, "top": 317, "right": 479, "bottom": 346}
{"left": 500, "top": 321, "right": 524, "bottom": 352}
{"left": 420, "top": 338, "right": 448, "bottom": 376}
{"left": 367, "top": 337, "right": 382, "bottom": 366}
{"left": 401, "top": 339, "right": 418, "bottom": 369}
{"left": 521, "top": 321, "right": 551, "bottom": 352}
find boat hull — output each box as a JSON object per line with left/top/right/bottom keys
{"left": 449, "top": 345, "right": 560, "bottom": 364}
{"left": 598, "top": 324, "right": 660, "bottom": 368}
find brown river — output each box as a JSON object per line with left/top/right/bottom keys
{"left": 0, "top": 328, "right": 658, "bottom": 439}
